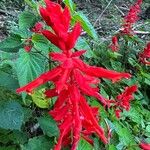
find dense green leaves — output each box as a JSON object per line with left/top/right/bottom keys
{"left": 38, "top": 115, "right": 59, "bottom": 137}
{"left": 0, "top": 35, "right": 23, "bottom": 53}
{"left": 0, "top": 101, "right": 24, "bottom": 130}
{"left": 19, "top": 11, "right": 37, "bottom": 29}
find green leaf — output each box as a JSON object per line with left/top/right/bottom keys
{"left": 0, "top": 70, "right": 19, "bottom": 90}
{"left": 31, "top": 89, "right": 50, "bottom": 108}
{"left": 0, "top": 101, "right": 24, "bottom": 130}
{"left": 64, "top": 0, "right": 75, "bottom": 13}
{"left": 16, "top": 49, "right": 46, "bottom": 98}
{"left": 13, "top": 29, "right": 32, "bottom": 39}
{"left": 21, "top": 136, "right": 54, "bottom": 150}
{"left": 38, "top": 115, "right": 59, "bottom": 137}
{"left": 108, "top": 145, "right": 117, "bottom": 150}
{"left": 75, "top": 37, "right": 93, "bottom": 58}
{"left": 0, "top": 146, "right": 16, "bottom": 150}
{"left": 114, "top": 122, "right": 136, "bottom": 146}
{"left": 32, "top": 34, "right": 50, "bottom": 53}
{"left": 77, "top": 138, "right": 93, "bottom": 150}
{"left": 0, "top": 35, "right": 23, "bottom": 53}
{"left": 73, "top": 12, "right": 98, "bottom": 40}
{"left": 19, "top": 11, "right": 37, "bottom": 29}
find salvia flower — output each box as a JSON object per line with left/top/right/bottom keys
{"left": 31, "top": 22, "right": 44, "bottom": 33}
{"left": 139, "top": 143, "right": 150, "bottom": 150}
{"left": 109, "top": 35, "right": 119, "bottom": 51}
{"left": 139, "top": 42, "right": 150, "bottom": 65}
{"left": 121, "top": 0, "right": 142, "bottom": 35}
{"left": 17, "top": 1, "right": 133, "bottom": 149}
{"left": 111, "top": 85, "right": 137, "bottom": 118}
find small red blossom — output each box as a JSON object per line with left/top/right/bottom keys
{"left": 32, "top": 22, "right": 44, "bottom": 33}
{"left": 24, "top": 45, "right": 32, "bottom": 52}
{"left": 139, "top": 42, "right": 150, "bottom": 65}
{"left": 16, "top": 1, "right": 133, "bottom": 149}
{"left": 109, "top": 35, "right": 119, "bottom": 51}
{"left": 111, "top": 85, "right": 137, "bottom": 118}
{"left": 139, "top": 143, "right": 150, "bottom": 150}
{"left": 121, "top": 0, "right": 142, "bottom": 35}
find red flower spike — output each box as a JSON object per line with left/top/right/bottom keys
{"left": 139, "top": 42, "right": 150, "bottom": 65}
{"left": 17, "top": 1, "right": 135, "bottom": 149}
{"left": 121, "top": 0, "right": 142, "bottom": 35}
{"left": 139, "top": 143, "right": 150, "bottom": 150}
{"left": 109, "top": 36, "right": 119, "bottom": 51}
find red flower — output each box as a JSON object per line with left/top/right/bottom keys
{"left": 31, "top": 22, "right": 44, "bottom": 33}
{"left": 24, "top": 45, "right": 32, "bottom": 52}
{"left": 121, "top": 0, "right": 142, "bottom": 35}
{"left": 139, "top": 42, "right": 150, "bottom": 65}
{"left": 111, "top": 85, "right": 137, "bottom": 118}
{"left": 139, "top": 143, "right": 150, "bottom": 150}
{"left": 17, "top": 1, "right": 133, "bottom": 149}
{"left": 109, "top": 36, "right": 119, "bottom": 51}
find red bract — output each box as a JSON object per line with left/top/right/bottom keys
{"left": 17, "top": 1, "right": 133, "bottom": 149}
{"left": 111, "top": 85, "right": 137, "bottom": 118}
{"left": 121, "top": 0, "right": 142, "bottom": 35}
{"left": 109, "top": 36, "right": 119, "bottom": 51}
{"left": 24, "top": 45, "right": 32, "bottom": 52}
{"left": 139, "top": 143, "right": 150, "bottom": 150}
{"left": 139, "top": 42, "right": 150, "bottom": 65}
{"left": 31, "top": 22, "right": 44, "bottom": 33}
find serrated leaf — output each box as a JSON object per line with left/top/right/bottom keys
{"left": 38, "top": 115, "right": 59, "bottom": 137}
{"left": 77, "top": 138, "right": 93, "bottom": 150}
{"left": 0, "top": 101, "right": 24, "bottom": 130}
{"left": 0, "top": 35, "right": 23, "bottom": 53}
{"left": 31, "top": 89, "right": 50, "bottom": 108}
{"left": 16, "top": 49, "right": 46, "bottom": 98}
{"left": 0, "top": 70, "right": 19, "bottom": 90}
{"left": 19, "top": 11, "right": 37, "bottom": 29}
{"left": 73, "top": 12, "right": 98, "bottom": 40}
{"left": 13, "top": 29, "right": 32, "bottom": 38}
{"left": 21, "top": 136, "right": 54, "bottom": 150}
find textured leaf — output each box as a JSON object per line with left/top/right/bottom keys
{"left": 16, "top": 49, "right": 46, "bottom": 97}
{"left": 19, "top": 11, "right": 37, "bottom": 29}
{"left": 21, "top": 136, "right": 54, "bottom": 150}
{"left": 38, "top": 115, "right": 59, "bottom": 137}
{"left": 0, "top": 101, "right": 24, "bottom": 130}
{"left": 0, "top": 70, "right": 19, "bottom": 90}
{"left": 0, "top": 35, "right": 23, "bottom": 53}
{"left": 77, "top": 139, "right": 93, "bottom": 150}
{"left": 73, "top": 12, "right": 98, "bottom": 40}
{"left": 31, "top": 89, "right": 50, "bottom": 108}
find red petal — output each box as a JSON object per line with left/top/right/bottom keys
{"left": 45, "top": 88, "right": 58, "bottom": 98}
{"left": 71, "top": 50, "right": 86, "bottom": 57}
{"left": 66, "top": 23, "right": 81, "bottom": 50}
{"left": 16, "top": 67, "right": 62, "bottom": 93}
{"left": 139, "top": 143, "right": 150, "bottom": 150}
{"left": 50, "top": 52, "right": 67, "bottom": 62}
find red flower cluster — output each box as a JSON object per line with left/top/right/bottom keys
{"left": 110, "top": 85, "right": 137, "bottom": 118}
{"left": 139, "top": 42, "right": 150, "bottom": 65}
{"left": 17, "top": 1, "right": 134, "bottom": 149}
{"left": 121, "top": 0, "right": 142, "bottom": 35}
{"left": 109, "top": 35, "right": 119, "bottom": 52}
{"left": 139, "top": 143, "right": 150, "bottom": 150}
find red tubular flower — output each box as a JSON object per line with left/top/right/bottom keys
{"left": 109, "top": 36, "right": 119, "bottom": 51}
{"left": 111, "top": 85, "right": 137, "bottom": 118}
{"left": 139, "top": 143, "right": 150, "bottom": 150}
{"left": 121, "top": 0, "right": 142, "bottom": 35}
{"left": 139, "top": 42, "right": 150, "bottom": 65}
{"left": 24, "top": 45, "right": 32, "bottom": 52}
{"left": 16, "top": 1, "right": 133, "bottom": 149}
